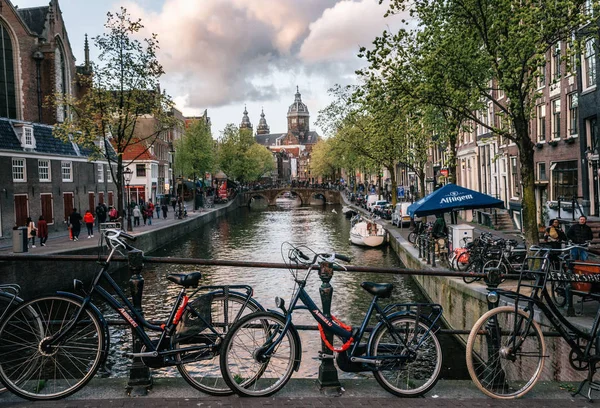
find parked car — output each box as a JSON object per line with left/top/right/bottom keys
{"left": 392, "top": 202, "right": 412, "bottom": 227}
{"left": 371, "top": 200, "right": 388, "bottom": 214}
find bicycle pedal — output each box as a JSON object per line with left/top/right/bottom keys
{"left": 317, "top": 351, "right": 335, "bottom": 360}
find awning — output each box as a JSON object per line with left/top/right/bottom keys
{"left": 407, "top": 183, "right": 504, "bottom": 217}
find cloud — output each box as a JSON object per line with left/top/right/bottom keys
{"left": 121, "top": 0, "right": 405, "bottom": 113}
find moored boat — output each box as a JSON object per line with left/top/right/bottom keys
{"left": 349, "top": 215, "right": 386, "bottom": 247}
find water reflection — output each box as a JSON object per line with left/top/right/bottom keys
{"left": 106, "top": 205, "right": 467, "bottom": 380}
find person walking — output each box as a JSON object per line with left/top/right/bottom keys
{"left": 83, "top": 210, "right": 95, "bottom": 238}
{"left": 162, "top": 204, "right": 168, "bottom": 219}
{"left": 567, "top": 215, "right": 594, "bottom": 261}
{"left": 69, "top": 208, "right": 83, "bottom": 241}
{"left": 146, "top": 207, "right": 153, "bottom": 225}
{"left": 109, "top": 206, "right": 118, "bottom": 222}
{"left": 133, "top": 206, "right": 141, "bottom": 227}
{"left": 26, "top": 217, "right": 37, "bottom": 248}
{"left": 95, "top": 203, "right": 107, "bottom": 231}
{"left": 37, "top": 215, "right": 48, "bottom": 246}
{"left": 544, "top": 218, "right": 567, "bottom": 250}
{"left": 142, "top": 203, "right": 148, "bottom": 226}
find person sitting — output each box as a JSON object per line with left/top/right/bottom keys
{"left": 431, "top": 214, "right": 447, "bottom": 239}
{"left": 544, "top": 219, "right": 567, "bottom": 250}
{"left": 567, "top": 215, "right": 593, "bottom": 261}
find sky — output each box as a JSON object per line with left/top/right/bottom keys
{"left": 14, "top": 0, "right": 406, "bottom": 138}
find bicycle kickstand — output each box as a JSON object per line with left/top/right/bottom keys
{"left": 573, "top": 362, "right": 600, "bottom": 402}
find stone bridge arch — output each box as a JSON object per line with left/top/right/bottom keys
{"left": 241, "top": 188, "right": 341, "bottom": 207}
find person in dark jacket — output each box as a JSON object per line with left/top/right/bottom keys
{"left": 567, "top": 215, "right": 593, "bottom": 260}
{"left": 37, "top": 216, "right": 48, "bottom": 246}
{"left": 69, "top": 208, "right": 83, "bottom": 242}
{"left": 544, "top": 219, "right": 567, "bottom": 250}
{"left": 431, "top": 214, "right": 447, "bottom": 238}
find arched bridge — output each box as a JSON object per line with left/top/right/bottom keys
{"left": 241, "top": 188, "right": 341, "bottom": 207}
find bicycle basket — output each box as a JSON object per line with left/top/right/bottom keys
{"left": 175, "top": 293, "right": 213, "bottom": 344}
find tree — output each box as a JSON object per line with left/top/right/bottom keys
{"left": 309, "top": 139, "right": 338, "bottom": 180}
{"left": 217, "top": 125, "right": 274, "bottom": 183}
{"left": 51, "top": 8, "right": 177, "bottom": 222}
{"left": 372, "top": 0, "right": 595, "bottom": 243}
{"left": 175, "top": 120, "right": 216, "bottom": 207}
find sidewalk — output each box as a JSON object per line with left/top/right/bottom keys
{"left": 0, "top": 205, "right": 219, "bottom": 255}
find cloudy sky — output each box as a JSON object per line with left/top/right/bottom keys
{"left": 15, "top": 0, "right": 405, "bottom": 137}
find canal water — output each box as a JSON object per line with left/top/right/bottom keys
{"left": 106, "top": 204, "right": 469, "bottom": 380}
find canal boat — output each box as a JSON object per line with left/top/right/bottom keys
{"left": 349, "top": 215, "right": 386, "bottom": 247}
{"left": 342, "top": 206, "right": 358, "bottom": 218}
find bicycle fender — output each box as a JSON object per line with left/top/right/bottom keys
{"left": 204, "top": 289, "right": 266, "bottom": 312}
{"left": 56, "top": 291, "right": 110, "bottom": 362}
{"left": 267, "top": 309, "right": 302, "bottom": 372}
{"left": 367, "top": 311, "right": 438, "bottom": 353}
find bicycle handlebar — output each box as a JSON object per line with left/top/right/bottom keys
{"left": 104, "top": 229, "right": 137, "bottom": 251}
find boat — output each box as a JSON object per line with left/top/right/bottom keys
{"left": 275, "top": 192, "right": 301, "bottom": 207}
{"left": 342, "top": 206, "right": 358, "bottom": 218}
{"left": 349, "top": 215, "right": 386, "bottom": 247}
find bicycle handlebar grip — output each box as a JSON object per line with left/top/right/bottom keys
{"left": 335, "top": 254, "right": 351, "bottom": 262}
{"left": 120, "top": 231, "right": 136, "bottom": 241}
{"left": 297, "top": 250, "right": 310, "bottom": 261}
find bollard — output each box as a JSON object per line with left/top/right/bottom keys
{"left": 426, "top": 238, "right": 431, "bottom": 264}
{"left": 431, "top": 239, "right": 436, "bottom": 267}
{"left": 317, "top": 261, "right": 342, "bottom": 395}
{"left": 418, "top": 235, "right": 423, "bottom": 259}
{"left": 566, "top": 284, "right": 575, "bottom": 317}
{"left": 127, "top": 249, "right": 153, "bottom": 394}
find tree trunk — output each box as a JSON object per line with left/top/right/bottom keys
{"left": 116, "top": 155, "right": 124, "bottom": 229}
{"left": 516, "top": 119, "right": 538, "bottom": 245}
{"left": 387, "top": 165, "right": 397, "bottom": 205}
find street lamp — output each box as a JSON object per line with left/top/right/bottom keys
{"left": 177, "top": 176, "right": 183, "bottom": 219}
{"left": 586, "top": 146, "right": 600, "bottom": 215}
{"left": 123, "top": 167, "right": 133, "bottom": 232}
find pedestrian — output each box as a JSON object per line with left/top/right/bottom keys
{"left": 37, "top": 215, "right": 48, "bottom": 246}
{"left": 69, "top": 208, "right": 82, "bottom": 241}
{"left": 133, "top": 206, "right": 141, "bottom": 226}
{"left": 162, "top": 204, "right": 168, "bottom": 219}
{"left": 171, "top": 196, "right": 177, "bottom": 212}
{"left": 109, "top": 206, "right": 118, "bottom": 222}
{"left": 95, "top": 203, "right": 107, "bottom": 231}
{"left": 83, "top": 210, "right": 95, "bottom": 238}
{"left": 148, "top": 200, "right": 155, "bottom": 219}
{"left": 146, "top": 207, "right": 153, "bottom": 225}
{"left": 26, "top": 217, "right": 37, "bottom": 248}
{"left": 567, "top": 215, "right": 593, "bottom": 261}
{"left": 156, "top": 201, "right": 161, "bottom": 218}
{"left": 544, "top": 219, "right": 567, "bottom": 250}
{"left": 142, "top": 204, "right": 148, "bottom": 225}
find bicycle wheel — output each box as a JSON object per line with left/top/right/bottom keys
{"left": 0, "top": 292, "right": 23, "bottom": 394}
{"left": 172, "top": 292, "right": 263, "bottom": 395}
{"left": 550, "top": 280, "right": 567, "bottom": 308}
{"left": 370, "top": 315, "right": 442, "bottom": 397}
{"left": 220, "top": 311, "right": 296, "bottom": 397}
{"left": 466, "top": 305, "right": 545, "bottom": 399}
{"left": 463, "top": 259, "right": 483, "bottom": 283}
{"left": 455, "top": 251, "right": 471, "bottom": 272}
{"left": 408, "top": 232, "right": 417, "bottom": 244}
{"left": 0, "top": 295, "right": 106, "bottom": 400}
{"left": 483, "top": 260, "right": 509, "bottom": 279}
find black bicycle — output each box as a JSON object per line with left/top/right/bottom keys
{"left": 0, "top": 284, "right": 24, "bottom": 394}
{"left": 0, "top": 229, "right": 264, "bottom": 400}
{"left": 219, "top": 242, "right": 443, "bottom": 397}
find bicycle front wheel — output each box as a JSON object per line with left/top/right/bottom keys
{"left": 0, "top": 291, "right": 23, "bottom": 394}
{"left": 173, "top": 292, "right": 263, "bottom": 395}
{"left": 455, "top": 251, "right": 471, "bottom": 272}
{"left": 550, "top": 280, "right": 567, "bottom": 308}
{"left": 0, "top": 295, "right": 106, "bottom": 400}
{"left": 220, "top": 311, "right": 296, "bottom": 397}
{"left": 466, "top": 305, "right": 545, "bottom": 399}
{"left": 408, "top": 232, "right": 417, "bottom": 244}
{"left": 463, "top": 259, "right": 483, "bottom": 283}
{"left": 370, "top": 315, "right": 442, "bottom": 397}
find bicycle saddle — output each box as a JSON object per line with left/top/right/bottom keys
{"left": 167, "top": 272, "right": 202, "bottom": 288}
{"left": 360, "top": 282, "right": 393, "bottom": 298}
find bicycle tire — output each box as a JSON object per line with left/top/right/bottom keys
{"left": 0, "top": 291, "right": 23, "bottom": 394}
{"left": 220, "top": 311, "right": 296, "bottom": 397}
{"left": 482, "top": 260, "right": 509, "bottom": 281}
{"left": 408, "top": 232, "right": 417, "bottom": 244}
{"left": 173, "top": 292, "right": 264, "bottom": 395}
{"left": 463, "top": 259, "right": 483, "bottom": 283}
{"left": 455, "top": 251, "right": 471, "bottom": 272}
{"left": 550, "top": 280, "right": 567, "bottom": 308}
{"left": 466, "top": 306, "right": 545, "bottom": 399}
{"left": 370, "top": 315, "right": 442, "bottom": 397}
{"left": 0, "top": 295, "right": 106, "bottom": 400}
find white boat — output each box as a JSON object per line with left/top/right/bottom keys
{"left": 275, "top": 192, "right": 301, "bottom": 207}
{"left": 349, "top": 215, "right": 386, "bottom": 247}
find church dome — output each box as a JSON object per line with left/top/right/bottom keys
{"left": 256, "top": 108, "right": 270, "bottom": 135}
{"left": 287, "top": 86, "right": 309, "bottom": 118}
{"left": 240, "top": 105, "right": 252, "bottom": 130}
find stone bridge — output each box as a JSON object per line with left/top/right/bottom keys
{"left": 240, "top": 188, "right": 341, "bottom": 206}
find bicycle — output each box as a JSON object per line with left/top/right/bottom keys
{"left": 219, "top": 242, "right": 443, "bottom": 397}
{"left": 0, "top": 284, "right": 24, "bottom": 394}
{"left": 0, "top": 229, "right": 264, "bottom": 400}
{"left": 465, "top": 244, "right": 600, "bottom": 400}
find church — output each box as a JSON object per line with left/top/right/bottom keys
{"left": 239, "top": 87, "right": 320, "bottom": 183}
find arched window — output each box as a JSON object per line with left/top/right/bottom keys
{"left": 55, "top": 41, "right": 68, "bottom": 122}
{"left": 0, "top": 24, "right": 16, "bottom": 119}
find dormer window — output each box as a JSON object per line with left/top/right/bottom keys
{"left": 14, "top": 124, "right": 35, "bottom": 149}
{"left": 24, "top": 127, "right": 32, "bottom": 146}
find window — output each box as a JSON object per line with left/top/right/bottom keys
{"left": 537, "top": 104, "right": 546, "bottom": 142}
{"left": 538, "top": 63, "right": 546, "bottom": 87}
{"left": 552, "top": 161, "right": 578, "bottom": 199}
{"left": 299, "top": 118, "right": 304, "bottom": 124}
{"left": 568, "top": 94, "right": 578, "bottom": 136}
{"left": 552, "top": 43, "right": 561, "bottom": 81}
{"left": 12, "top": 158, "right": 25, "bottom": 181}
{"left": 0, "top": 24, "right": 16, "bottom": 119}
{"left": 537, "top": 162, "right": 547, "bottom": 181}
{"left": 107, "top": 166, "right": 113, "bottom": 183}
{"left": 136, "top": 164, "right": 146, "bottom": 177}
{"left": 511, "top": 157, "right": 520, "bottom": 197}
{"left": 61, "top": 161, "right": 72, "bottom": 182}
{"left": 584, "top": 38, "right": 596, "bottom": 89}
{"left": 38, "top": 159, "right": 50, "bottom": 182}
{"left": 24, "top": 127, "right": 32, "bottom": 146}
{"left": 552, "top": 99, "right": 561, "bottom": 139}
{"left": 97, "top": 163, "right": 104, "bottom": 183}
{"left": 291, "top": 118, "right": 297, "bottom": 124}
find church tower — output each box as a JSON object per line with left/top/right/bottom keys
{"left": 256, "top": 107, "right": 270, "bottom": 135}
{"left": 240, "top": 105, "right": 253, "bottom": 132}
{"left": 287, "top": 86, "right": 309, "bottom": 140}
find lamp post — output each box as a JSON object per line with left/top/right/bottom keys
{"left": 586, "top": 147, "right": 600, "bottom": 215}
{"left": 123, "top": 167, "right": 133, "bottom": 232}
{"left": 177, "top": 176, "right": 183, "bottom": 219}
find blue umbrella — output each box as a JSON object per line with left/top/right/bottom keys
{"left": 407, "top": 184, "right": 504, "bottom": 217}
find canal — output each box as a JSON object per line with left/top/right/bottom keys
{"left": 106, "top": 203, "right": 469, "bottom": 380}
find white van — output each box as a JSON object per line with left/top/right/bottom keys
{"left": 366, "top": 195, "right": 379, "bottom": 211}
{"left": 392, "top": 202, "right": 412, "bottom": 227}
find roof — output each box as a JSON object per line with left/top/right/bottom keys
{"left": 255, "top": 133, "right": 286, "bottom": 147}
{"left": 0, "top": 118, "right": 78, "bottom": 156}
{"left": 120, "top": 140, "right": 157, "bottom": 161}
{"left": 16, "top": 6, "right": 48, "bottom": 37}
